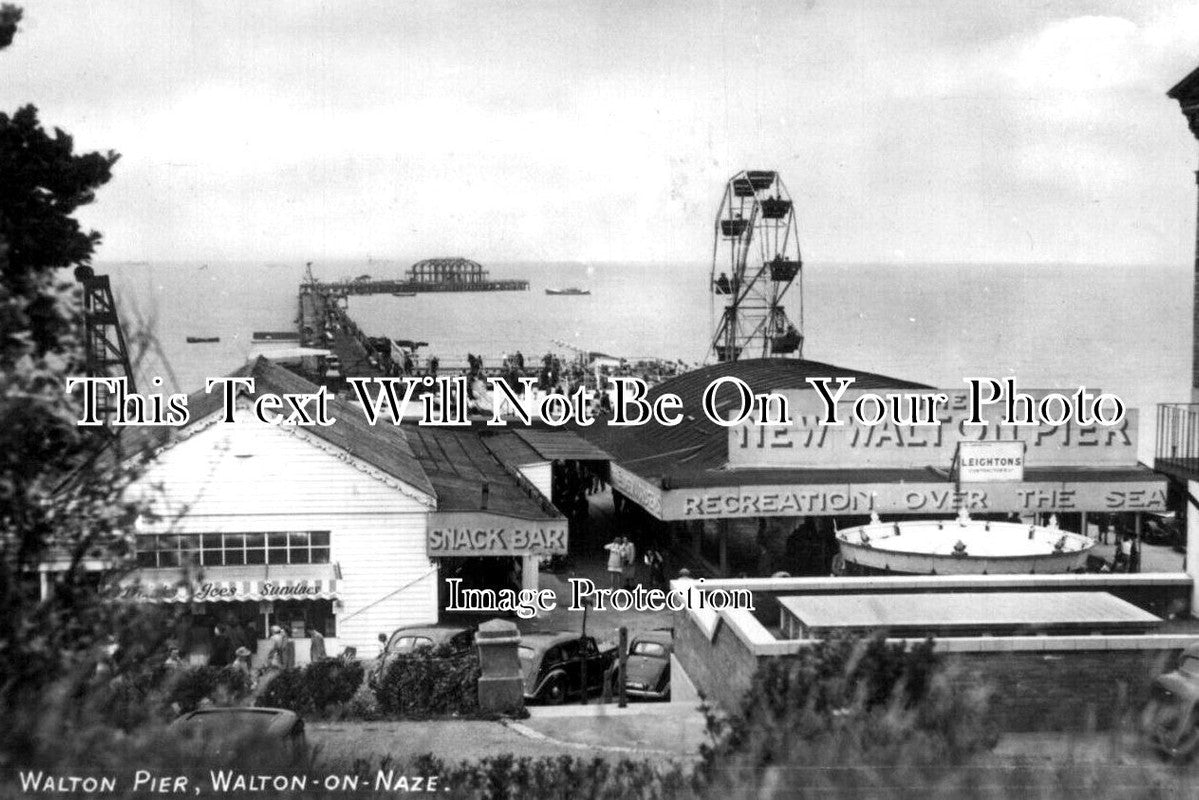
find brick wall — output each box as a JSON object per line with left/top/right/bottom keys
{"left": 674, "top": 608, "right": 766, "bottom": 711}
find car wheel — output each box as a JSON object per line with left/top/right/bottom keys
{"left": 543, "top": 675, "right": 567, "bottom": 705}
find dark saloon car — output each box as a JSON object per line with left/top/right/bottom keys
{"left": 169, "top": 707, "right": 306, "bottom": 763}
{"left": 369, "top": 625, "right": 475, "bottom": 688}
{"left": 1144, "top": 644, "right": 1199, "bottom": 760}
{"left": 519, "top": 632, "right": 617, "bottom": 704}
{"left": 1142, "top": 512, "right": 1184, "bottom": 551}
{"left": 623, "top": 631, "right": 673, "bottom": 700}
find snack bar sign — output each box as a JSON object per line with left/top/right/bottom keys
{"left": 957, "top": 441, "right": 1025, "bottom": 483}
{"left": 427, "top": 512, "right": 569, "bottom": 556}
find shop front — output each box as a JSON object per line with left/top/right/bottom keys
{"left": 427, "top": 511, "right": 568, "bottom": 608}
{"left": 604, "top": 382, "right": 1169, "bottom": 577}
{"left": 117, "top": 566, "right": 342, "bottom": 665}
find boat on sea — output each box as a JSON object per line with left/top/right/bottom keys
{"left": 186, "top": 336, "right": 220, "bottom": 344}
{"left": 391, "top": 291, "right": 416, "bottom": 298}
{"left": 545, "top": 287, "right": 591, "bottom": 296}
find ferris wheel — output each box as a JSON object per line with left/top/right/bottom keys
{"left": 708, "top": 170, "right": 804, "bottom": 362}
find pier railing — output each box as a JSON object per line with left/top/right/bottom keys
{"left": 1155, "top": 403, "right": 1199, "bottom": 480}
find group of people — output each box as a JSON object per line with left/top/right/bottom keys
{"left": 604, "top": 537, "right": 667, "bottom": 590}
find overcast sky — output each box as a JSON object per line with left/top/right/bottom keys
{"left": 3, "top": 0, "right": 1199, "bottom": 265}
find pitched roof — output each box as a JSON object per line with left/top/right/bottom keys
{"left": 120, "top": 357, "right": 434, "bottom": 497}
{"left": 1168, "top": 63, "right": 1199, "bottom": 101}
{"left": 404, "top": 425, "right": 562, "bottom": 520}
{"left": 578, "top": 357, "right": 930, "bottom": 483}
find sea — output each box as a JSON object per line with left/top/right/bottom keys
{"left": 102, "top": 260, "right": 1192, "bottom": 462}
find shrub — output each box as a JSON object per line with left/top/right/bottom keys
{"left": 161, "top": 665, "right": 253, "bottom": 714}
{"left": 694, "top": 634, "right": 999, "bottom": 797}
{"left": 255, "top": 658, "right": 366, "bottom": 715}
{"left": 375, "top": 645, "right": 481, "bottom": 719}
{"left": 305, "top": 658, "right": 365, "bottom": 713}
{"left": 255, "top": 666, "right": 308, "bottom": 712}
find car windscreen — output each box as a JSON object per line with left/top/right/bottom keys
{"left": 631, "top": 641, "right": 668, "bottom": 658}
{"left": 392, "top": 636, "right": 434, "bottom": 653}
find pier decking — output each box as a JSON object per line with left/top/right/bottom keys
{"left": 298, "top": 288, "right": 386, "bottom": 381}
{"left": 312, "top": 278, "right": 529, "bottom": 295}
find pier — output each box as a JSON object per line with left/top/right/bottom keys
{"left": 311, "top": 257, "right": 529, "bottom": 296}
{"left": 298, "top": 286, "right": 386, "bottom": 382}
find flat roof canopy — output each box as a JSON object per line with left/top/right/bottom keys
{"left": 778, "top": 591, "right": 1160, "bottom": 637}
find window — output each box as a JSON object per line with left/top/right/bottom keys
{"left": 133, "top": 531, "right": 331, "bottom": 568}
{"left": 631, "top": 641, "right": 669, "bottom": 658}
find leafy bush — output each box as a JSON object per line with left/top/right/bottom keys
{"left": 255, "top": 659, "right": 365, "bottom": 715}
{"left": 162, "top": 665, "right": 252, "bottom": 713}
{"left": 306, "top": 658, "right": 365, "bottom": 712}
{"left": 694, "top": 634, "right": 998, "bottom": 797}
{"left": 375, "top": 645, "right": 481, "bottom": 719}
{"left": 255, "top": 667, "right": 308, "bottom": 712}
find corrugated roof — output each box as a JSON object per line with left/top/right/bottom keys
{"left": 120, "top": 357, "right": 434, "bottom": 497}
{"left": 779, "top": 591, "right": 1160, "bottom": 630}
{"left": 578, "top": 357, "right": 930, "bottom": 483}
{"left": 405, "top": 425, "right": 562, "bottom": 520}
{"left": 513, "top": 429, "right": 612, "bottom": 462}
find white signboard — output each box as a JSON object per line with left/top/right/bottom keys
{"left": 957, "top": 441, "right": 1025, "bottom": 482}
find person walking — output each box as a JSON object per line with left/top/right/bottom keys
{"left": 621, "top": 537, "right": 637, "bottom": 590}
{"left": 604, "top": 537, "right": 624, "bottom": 589}
{"left": 266, "top": 625, "right": 287, "bottom": 670}
{"left": 1114, "top": 533, "right": 1131, "bottom": 572}
{"left": 644, "top": 545, "right": 666, "bottom": 590}
{"left": 309, "top": 626, "right": 327, "bottom": 662}
{"left": 210, "top": 624, "right": 233, "bottom": 668}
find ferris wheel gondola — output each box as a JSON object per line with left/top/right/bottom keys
{"left": 708, "top": 170, "right": 804, "bottom": 362}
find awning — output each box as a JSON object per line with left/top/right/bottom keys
{"left": 114, "top": 577, "right": 338, "bottom": 604}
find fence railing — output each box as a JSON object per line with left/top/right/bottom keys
{"left": 1156, "top": 403, "right": 1199, "bottom": 470}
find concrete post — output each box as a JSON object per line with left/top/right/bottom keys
{"left": 521, "top": 555, "right": 539, "bottom": 593}
{"left": 475, "top": 618, "right": 525, "bottom": 715}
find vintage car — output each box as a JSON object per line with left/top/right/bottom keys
{"left": 169, "top": 707, "right": 306, "bottom": 763}
{"left": 623, "top": 631, "right": 673, "bottom": 700}
{"left": 519, "top": 632, "right": 617, "bottom": 704}
{"left": 1144, "top": 644, "right": 1199, "bottom": 760}
{"left": 368, "top": 625, "right": 475, "bottom": 688}
{"left": 1142, "top": 512, "right": 1185, "bottom": 551}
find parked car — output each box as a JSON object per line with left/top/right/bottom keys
{"left": 519, "top": 632, "right": 617, "bottom": 704}
{"left": 1142, "top": 512, "right": 1185, "bottom": 551}
{"left": 368, "top": 625, "right": 475, "bottom": 688}
{"left": 1143, "top": 644, "right": 1199, "bottom": 760}
{"left": 168, "top": 707, "right": 306, "bottom": 763}
{"left": 622, "top": 631, "right": 673, "bottom": 701}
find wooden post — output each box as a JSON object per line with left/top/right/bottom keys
{"left": 618, "top": 626, "right": 628, "bottom": 709}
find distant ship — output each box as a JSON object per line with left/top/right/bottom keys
{"left": 545, "top": 287, "right": 591, "bottom": 296}
{"left": 391, "top": 291, "right": 416, "bottom": 298}
{"left": 186, "top": 336, "right": 220, "bottom": 344}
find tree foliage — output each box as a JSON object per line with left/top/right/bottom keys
{"left": 0, "top": 4, "right": 144, "bottom": 717}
